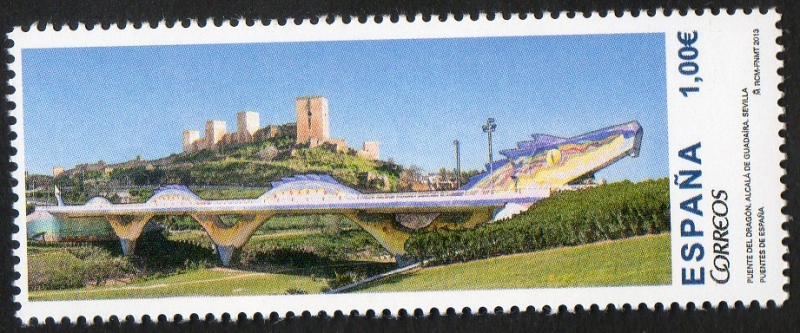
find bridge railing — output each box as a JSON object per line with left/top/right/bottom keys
{"left": 43, "top": 187, "right": 553, "bottom": 209}
{"left": 176, "top": 187, "right": 553, "bottom": 205}
{"left": 363, "top": 187, "right": 551, "bottom": 200}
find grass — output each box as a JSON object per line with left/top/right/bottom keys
{"left": 29, "top": 268, "right": 327, "bottom": 301}
{"left": 260, "top": 214, "right": 353, "bottom": 232}
{"left": 27, "top": 246, "right": 63, "bottom": 255}
{"left": 29, "top": 234, "right": 669, "bottom": 301}
{"left": 249, "top": 229, "right": 320, "bottom": 240}
{"left": 129, "top": 269, "right": 239, "bottom": 286}
{"left": 357, "top": 233, "right": 671, "bottom": 292}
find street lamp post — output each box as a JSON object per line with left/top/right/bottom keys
{"left": 482, "top": 118, "right": 497, "bottom": 179}
{"left": 453, "top": 140, "right": 461, "bottom": 188}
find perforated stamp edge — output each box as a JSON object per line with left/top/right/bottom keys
{"left": 7, "top": 10, "right": 787, "bottom": 321}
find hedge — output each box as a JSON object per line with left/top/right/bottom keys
{"left": 405, "top": 178, "right": 669, "bottom": 265}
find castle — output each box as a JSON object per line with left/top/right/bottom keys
{"left": 181, "top": 96, "right": 379, "bottom": 160}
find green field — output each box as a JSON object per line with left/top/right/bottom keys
{"left": 358, "top": 233, "right": 670, "bottom": 292}
{"left": 30, "top": 234, "right": 669, "bottom": 300}
{"left": 30, "top": 268, "right": 327, "bottom": 301}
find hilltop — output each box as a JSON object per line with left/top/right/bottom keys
{"left": 43, "top": 128, "right": 403, "bottom": 204}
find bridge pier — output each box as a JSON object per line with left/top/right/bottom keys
{"left": 104, "top": 214, "right": 155, "bottom": 256}
{"left": 342, "top": 212, "right": 411, "bottom": 256}
{"left": 119, "top": 239, "right": 136, "bottom": 257}
{"left": 341, "top": 209, "right": 495, "bottom": 260}
{"left": 190, "top": 213, "right": 273, "bottom": 266}
{"left": 395, "top": 254, "right": 418, "bottom": 268}
{"left": 214, "top": 245, "right": 237, "bottom": 267}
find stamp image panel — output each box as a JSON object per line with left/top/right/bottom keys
{"left": 8, "top": 11, "right": 785, "bottom": 319}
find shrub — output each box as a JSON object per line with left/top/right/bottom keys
{"left": 131, "top": 231, "right": 215, "bottom": 272}
{"left": 247, "top": 227, "right": 389, "bottom": 262}
{"left": 81, "top": 252, "right": 136, "bottom": 286}
{"left": 159, "top": 216, "right": 204, "bottom": 231}
{"left": 28, "top": 252, "right": 85, "bottom": 291}
{"left": 65, "top": 245, "right": 105, "bottom": 260}
{"left": 238, "top": 245, "right": 329, "bottom": 271}
{"left": 28, "top": 246, "right": 138, "bottom": 290}
{"left": 284, "top": 288, "right": 309, "bottom": 295}
{"left": 405, "top": 178, "right": 670, "bottom": 265}
{"left": 326, "top": 271, "right": 360, "bottom": 290}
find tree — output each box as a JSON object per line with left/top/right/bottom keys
{"left": 81, "top": 251, "right": 135, "bottom": 286}
{"left": 438, "top": 167, "right": 449, "bottom": 180}
{"left": 399, "top": 165, "right": 423, "bottom": 190}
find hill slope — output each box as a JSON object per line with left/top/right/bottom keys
{"left": 51, "top": 133, "right": 403, "bottom": 203}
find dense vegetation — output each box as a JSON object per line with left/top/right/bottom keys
{"left": 152, "top": 143, "right": 402, "bottom": 190}
{"left": 28, "top": 246, "right": 133, "bottom": 291}
{"left": 45, "top": 132, "right": 405, "bottom": 204}
{"left": 157, "top": 212, "right": 357, "bottom": 233}
{"left": 169, "top": 218, "right": 391, "bottom": 271}
{"left": 27, "top": 232, "right": 214, "bottom": 291}
{"left": 28, "top": 221, "right": 393, "bottom": 293}
{"left": 405, "top": 178, "right": 669, "bottom": 265}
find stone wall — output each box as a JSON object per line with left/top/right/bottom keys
{"left": 180, "top": 97, "right": 378, "bottom": 161}
{"left": 357, "top": 141, "right": 380, "bottom": 160}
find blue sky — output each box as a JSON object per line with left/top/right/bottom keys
{"left": 23, "top": 33, "right": 666, "bottom": 182}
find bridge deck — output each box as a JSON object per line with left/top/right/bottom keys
{"left": 40, "top": 188, "right": 550, "bottom": 217}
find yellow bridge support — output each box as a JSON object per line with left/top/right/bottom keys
{"left": 341, "top": 212, "right": 412, "bottom": 256}
{"left": 98, "top": 208, "right": 495, "bottom": 267}
{"left": 104, "top": 214, "right": 155, "bottom": 256}
{"left": 190, "top": 213, "right": 274, "bottom": 265}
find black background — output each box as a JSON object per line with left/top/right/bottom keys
{"left": 1, "top": 1, "right": 797, "bottom": 331}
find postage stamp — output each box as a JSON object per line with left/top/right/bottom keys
{"left": 8, "top": 10, "right": 785, "bottom": 320}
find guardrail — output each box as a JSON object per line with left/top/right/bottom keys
{"left": 42, "top": 187, "right": 553, "bottom": 209}
{"left": 365, "top": 187, "right": 551, "bottom": 199}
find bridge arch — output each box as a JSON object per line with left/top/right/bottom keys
{"left": 99, "top": 208, "right": 494, "bottom": 266}
{"left": 258, "top": 174, "right": 362, "bottom": 201}
{"left": 146, "top": 185, "right": 202, "bottom": 205}
{"left": 86, "top": 197, "right": 113, "bottom": 207}
{"left": 49, "top": 179, "right": 503, "bottom": 267}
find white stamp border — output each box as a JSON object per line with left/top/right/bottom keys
{"left": 8, "top": 10, "right": 787, "bottom": 320}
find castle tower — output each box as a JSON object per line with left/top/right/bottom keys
{"left": 363, "top": 141, "right": 379, "bottom": 160}
{"left": 358, "top": 141, "right": 380, "bottom": 160}
{"left": 205, "top": 120, "right": 227, "bottom": 149}
{"left": 295, "top": 96, "right": 330, "bottom": 145}
{"left": 182, "top": 130, "right": 201, "bottom": 152}
{"left": 236, "top": 111, "right": 260, "bottom": 142}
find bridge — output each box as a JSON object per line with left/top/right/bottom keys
{"left": 35, "top": 120, "right": 643, "bottom": 266}
{"left": 41, "top": 176, "right": 549, "bottom": 265}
